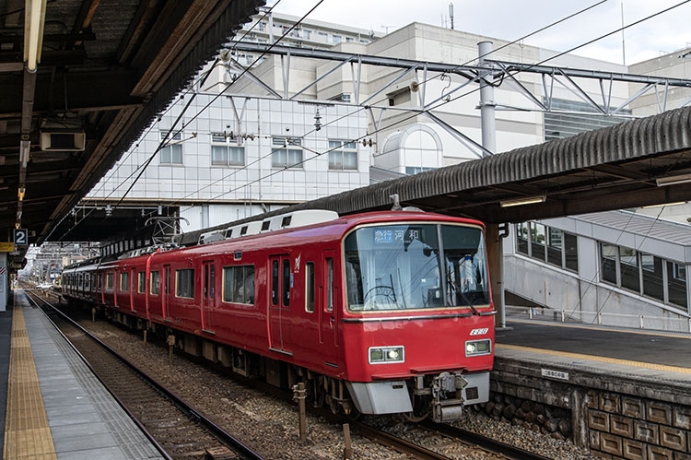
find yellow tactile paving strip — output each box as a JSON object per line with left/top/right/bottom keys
{"left": 496, "top": 343, "right": 691, "bottom": 375}
{"left": 3, "top": 306, "right": 57, "bottom": 460}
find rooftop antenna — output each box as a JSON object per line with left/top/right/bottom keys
{"left": 390, "top": 194, "right": 402, "bottom": 211}
{"left": 449, "top": 3, "right": 455, "bottom": 30}
{"left": 621, "top": 0, "right": 626, "bottom": 66}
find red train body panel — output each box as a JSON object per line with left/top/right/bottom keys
{"left": 63, "top": 210, "right": 495, "bottom": 421}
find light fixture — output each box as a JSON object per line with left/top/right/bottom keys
{"left": 19, "top": 140, "right": 30, "bottom": 167}
{"left": 24, "top": 0, "right": 48, "bottom": 73}
{"left": 17, "top": 187, "right": 25, "bottom": 201}
{"left": 500, "top": 196, "right": 546, "bottom": 208}
{"left": 655, "top": 173, "right": 691, "bottom": 187}
{"left": 642, "top": 201, "right": 686, "bottom": 209}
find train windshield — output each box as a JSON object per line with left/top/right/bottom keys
{"left": 345, "top": 223, "right": 490, "bottom": 312}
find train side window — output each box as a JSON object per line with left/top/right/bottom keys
{"left": 271, "top": 260, "right": 279, "bottom": 305}
{"left": 222, "top": 265, "right": 255, "bottom": 304}
{"left": 138, "top": 272, "right": 145, "bottom": 293}
{"left": 150, "top": 271, "right": 160, "bottom": 295}
{"left": 176, "top": 269, "right": 195, "bottom": 298}
{"left": 120, "top": 272, "right": 129, "bottom": 291}
{"left": 282, "top": 259, "right": 291, "bottom": 306}
{"left": 305, "top": 262, "right": 315, "bottom": 313}
{"left": 105, "top": 272, "right": 114, "bottom": 291}
{"left": 326, "top": 258, "right": 333, "bottom": 312}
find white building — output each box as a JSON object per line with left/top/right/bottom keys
{"left": 89, "top": 14, "right": 639, "bottom": 231}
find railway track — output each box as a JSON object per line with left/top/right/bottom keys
{"left": 24, "top": 288, "right": 265, "bottom": 460}
{"left": 28, "top": 286, "right": 559, "bottom": 460}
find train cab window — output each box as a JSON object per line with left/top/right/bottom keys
{"left": 176, "top": 269, "right": 195, "bottom": 298}
{"left": 344, "top": 224, "right": 488, "bottom": 311}
{"left": 138, "top": 272, "right": 146, "bottom": 293}
{"left": 282, "top": 259, "right": 291, "bottom": 306}
{"left": 120, "top": 273, "right": 129, "bottom": 291}
{"left": 150, "top": 271, "right": 160, "bottom": 295}
{"left": 222, "top": 266, "right": 255, "bottom": 304}
{"left": 305, "top": 262, "right": 315, "bottom": 313}
{"left": 105, "top": 272, "right": 114, "bottom": 291}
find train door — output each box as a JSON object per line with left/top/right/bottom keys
{"left": 319, "top": 250, "right": 339, "bottom": 367}
{"left": 268, "top": 255, "right": 292, "bottom": 355}
{"left": 201, "top": 261, "right": 215, "bottom": 333}
{"left": 162, "top": 265, "right": 172, "bottom": 320}
{"left": 130, "top": 268, "right": 136, "bottom": 312}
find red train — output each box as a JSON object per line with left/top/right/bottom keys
{"left": 62, "top": 210, "right": 495, "bottom": 422}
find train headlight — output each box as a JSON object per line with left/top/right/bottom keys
{"left": 465, "top": 339, "right": 491, "bottom": 357}
{"left": 369, "top": 346, "right": 405, "bottom": 364}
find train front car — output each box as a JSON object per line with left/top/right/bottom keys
{"left": 340, "top": 213, "right": 494, "bottom": 423}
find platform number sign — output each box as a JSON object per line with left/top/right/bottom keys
{"left": 14, "top": 228, "right": 28, "bottom": 246}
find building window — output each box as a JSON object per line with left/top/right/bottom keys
{"left": 600, "top": 243, "right": 618, "bottom": 285}
{"left": 405, "top": 166, "right": 436, "bottom": 175}
{"left": 599, "top": 242, "right": 688, "bottom": 310}
{"left": 619, "top": 247, "right": 640, "bottom": 293}
{"left": 668, "top": 262, "right": 687, "bottom": 309}
{"left": 211, "top": 132, "right": 245, "bottom": 166}
{"left": 641, "top": 253, "right": 664, "bottom": 302}
{"left": 222, "top": 265, "right": 255, "bottom": 304}
{"left": 303, "top": 29, "right": 312, "bottom": 39}
{"left": 272, "top": 137, "right": 303, "bottom": 168}
{"left": 564, "top": 233, "right": 578, "bottom": 272}
{"left": 176, "top": 269, "right": 195, "bottom": 298}
{"left": 333, "top": 35, "right": 342, "bottom": 44}
{"left": 329, "top": 140, "right": 358, "bottom": 170}
{"left": 546, "top": 228, "right": 562, "bottom": 266}
{"left": 516, "top": 222, "right": 529, "bottom": 255}
{"left": 329, "top": 93, "right": 351, "bottom": 103}
{"left": 531, "top": 223, "right": 546, "bottom": 261}
{"left": 515, "top": 223, "right": 577, "bottom": 273}
{"left": 160, "top": 131, "right": 183, "bottom": 164}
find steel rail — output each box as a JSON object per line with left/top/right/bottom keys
{"left": 422, "top": 419, "right": 554, "bottom": 460}
{"left": 23, "top": 287, "right": 265, "bottom": 460}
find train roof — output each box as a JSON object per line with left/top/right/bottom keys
{"left": 63, "top": 210, "right": 484, "bottom": 271}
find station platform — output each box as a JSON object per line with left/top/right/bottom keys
{"left": 2, "top": 291, "right": 164, "bottom": 460}
{"left": 495, "top": 316, "right": 691, "bottom": 386}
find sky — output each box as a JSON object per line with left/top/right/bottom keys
{"left": 268, "top": 0, "right": 691, "bottom": 65}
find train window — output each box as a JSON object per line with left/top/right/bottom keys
{"left": 150, "top": 271, "right": 160, "bottom": 295}
{"left": 120, "top": 272, "right": 129, "bottom": 291}
{"left": 345, "top": 224, "right": 488, "bottom": 311}
{"left": 326, "top": 258, "right": 333, "bottom": 312}
{"left": 138, "top": 272, "right": 146, "bottom": 293}
{"left": 282, "top": 259, "right": 291, "bottom": 306}
{"left": 105, "top": 272, "right": 114, "bottom": 290}
{"left": 176, "top": 269, "right": 195, "bottom": 298}
{"left": 305, "top": 262, "right": 315, "bottom": 313}
{"left": 271, "top": 260, "right": 279, "bottom": 305}
{"left": 222, "top": 266, "right": 255, "bottom": 304}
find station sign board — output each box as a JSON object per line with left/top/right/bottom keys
{"left": 0, "top": 242, "right": 15, "bottom": 252}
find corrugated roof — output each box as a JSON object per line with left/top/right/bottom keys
{"left": 574, "top": 211, "right": 691, "bottom": 246}
{"left": 182, "top": 106, "right": 691, "bottom": 245}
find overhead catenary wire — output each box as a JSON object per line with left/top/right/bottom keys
{"left": 60, "top": 1, "right": 689, "bottom": 240}
{"left": 92, "top": 0, "right": 611, "bottom": 218}
{"left": 174, "top": 0, "right": 691, "bottom": 214}
{"left": 52, "top": 0, "right": 320, "bottom": 241}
